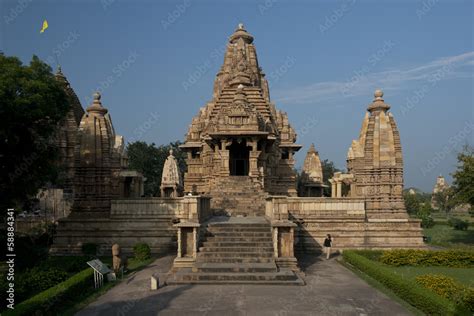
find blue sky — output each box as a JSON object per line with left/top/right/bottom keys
{"left": 1, "top": 0, "right": 473, "bottom": 191}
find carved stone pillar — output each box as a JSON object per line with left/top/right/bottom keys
{"left": 172, "top": 221, "right": 201, "bottom": 270}
{"left": 220, "top": 139, "right": 230, "bottom": 176}
{"left": 329, "top": 179, "right": 336, "bottom": 198}
{"left": 336, "top": 181, "right": 342, "bottom": 198}
{"left": 271, "top": 220, "right": 298, "bottom": 271}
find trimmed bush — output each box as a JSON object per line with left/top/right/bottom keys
{"left": 133, "top": 243, "right": 151, "bottom": 261}
{"left": 15, "top": 267, "right": 69, "bottom": 302}
{"left": 3, "top": 268, "right": 94, "bottom": 316}
{"left": 448, "top": 218, "right": 469, "bottom": 231}
{"left": 343, "top": 251, "right": 462, "bottom": 315}
{"left": 416, "top": 274, "right": 474, "bottom": 312}
{"left": 379, "top": 249, "right": 474, "bottom": 268}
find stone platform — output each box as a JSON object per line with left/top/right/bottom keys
{"left": 168, "top": 217, "right": 303, "bottom": 285}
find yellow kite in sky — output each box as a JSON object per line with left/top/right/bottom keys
{"left": 40, "top": 20, "right": 48, "bottom": 33}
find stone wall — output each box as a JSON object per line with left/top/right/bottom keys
{"left": 265, "top": 196, "right": 424, "bottom": 252}
{"left": 51, "top": 196, "right": 211, "bottom": 255}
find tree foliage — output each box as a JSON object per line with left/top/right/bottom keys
{"left": 451, "top": 145, "right": 474, "bottom": 207}
{"left": 126, "top": 141, "right": 186, "bottom": 196}
{"left": 0, "top": 54, "right": 69, "bottom": 211}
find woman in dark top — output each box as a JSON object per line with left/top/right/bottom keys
{"left": 323, "top": 234, "right": 332, "bottom": 259}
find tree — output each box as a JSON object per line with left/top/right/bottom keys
{"left": 451, "top": 145, "right": 474, "bottom": 207}
{"left": 321, "top": 159, "right": 340, "bottom": 196}
{"left": 432, "top": 187, "right": 455, "bottom": 216}
{"left": 0, "top": 54, "right": 69, "bottom": 212}
{"left": 126, "top": 141, "right": 186, "bottom": 196}
{"left": 403, "top": 192, "right": 420, "bottom": 215}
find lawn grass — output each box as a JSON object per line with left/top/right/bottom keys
{"left": 424, "top": 224, "right": 474, "bottom": 249}
{"left": 389, "top": 266, "right": 474, "bottom": 287}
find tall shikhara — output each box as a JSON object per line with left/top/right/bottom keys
{"left": 181, "top": 24, "right": 301, "bottom": 215}
{"left": 347, "top": 89, "right": 406, "bottom": 219}
{"left": 54, "top": 67, "right": 85, "bottom": 194}
{"left": 72, "top": 92, "right": 121, "bottom": 217}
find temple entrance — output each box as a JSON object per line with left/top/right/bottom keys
{"left": 228, "top": 140, "right": 249, "bottom": 176}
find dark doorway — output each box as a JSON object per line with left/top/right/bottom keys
{"left": 229, "top": 140, "right": 249, "bottom": 176}
{"left": 123, "top": 177, "right": 132, "bottom": 197}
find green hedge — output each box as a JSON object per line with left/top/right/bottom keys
{"left": 4, "top": 267, "right": 94, "bottom": 315}
{"left": 343, "top": 251, "right": 467, "bottom": 315}
{"left": 379, "top": 249, "right": 474, "bottom": 268}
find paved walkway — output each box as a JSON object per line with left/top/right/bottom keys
{"left": 77, "top": 255, "right": 410, "bottom": 316}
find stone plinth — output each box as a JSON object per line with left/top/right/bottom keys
{"left": 271, "top": 220, "right": 298, "bottom": 270}
{"left": 173, "top": 221, "right": 201, "bottom": 269}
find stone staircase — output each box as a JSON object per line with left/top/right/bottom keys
{"left": 210, "top": 176, "right": 267, "bottom": 216}
{"left": 167, "top": 217, "right": 304, "bottom": 285}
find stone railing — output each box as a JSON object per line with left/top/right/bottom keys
{"left": 266, "top": 196, "right": 366, "bottom": 220}
{"left": 111, "top": 196, "right": 212, "bottom": 222}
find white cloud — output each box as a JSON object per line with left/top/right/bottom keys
{"left": 273, "top": 51, "right": 474, "bottom": 105}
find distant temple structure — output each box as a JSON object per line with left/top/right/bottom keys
{"left": 300, "top": 144, "right": 325, "bottom": 197}
{"left": 51, "top": 25, "right": 424, "bottom": 282}
{"left": 160, "top": 149, "right": 183, "bottom": 197}
{"left": 431, "top": 175, "right": 448, "bottom": 210}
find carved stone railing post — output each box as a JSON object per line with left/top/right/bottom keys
{"left": 271, "top": 220, "right": 298, "bottom": 271}
{"left": 172, "top": 221, "right": 200, "bottom": 269}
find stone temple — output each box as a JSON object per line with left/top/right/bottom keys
{"left": 181, "top": 24, "right": 300, "bottom": 216}
{"left": 51, "top": 25, "right": 424, "bottom": 283}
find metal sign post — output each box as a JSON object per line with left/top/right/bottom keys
{"left": 87, "top": 259, "right": 111, "bottom": 289}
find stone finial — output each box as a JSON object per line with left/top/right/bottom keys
{"left": 86, "top": 92, "right": 108, "bottom": 115}
{"left": 229, "top": 23, "right": 254, "bottom": 44}
{"left": 374, "top": 89, "right": 383, "bottom": 100}
{"left": 94, "top": 92, "right": 101, "bottom": 102}
{"left": 169, "top": 149, "right": 174, "bottom": 156}
{"left": 367, "top": 89, "right": 390, "bottom": 113}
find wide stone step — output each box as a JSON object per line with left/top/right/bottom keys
{"left": 209, "top": 236, "right": 272, "bottom": 242}
{"left": 199, "top": 246, "right": 274, "bottom": 253}
{"left": 203, "top": 241, "right": 274, "bottom": 248}
{"left": 196, "top": 257, "right": 274, "bottom": 263}
{"left": 194, "top": 262, "right": 278, "bottom": 273}
{"left": 208, "top": 232, "right": 272, "bottom": 238}
{"left": 208, "top": 227, "right": 271, "bottom": 233}
{"left": 168, "top": 270, "right": 302, "bottom": 283}
{"left": 208, "top": 223, "right": 270, "bottom": 228}
{"left": 198, "top": 252, "right": 273, "bottom": 258}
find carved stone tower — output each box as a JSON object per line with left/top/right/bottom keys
{"left": 160, "top": 149, "right": 183, "bottom": 197}
{"left": 71, "top": 92, "right": 121, "bottom": 217}
{"left": 300, "top": 144, "right": 325, "bottom": 197}
{"left": 181, "top": 24, "right": 301, "bottom": 215}
{"left": 347, "top": 90, "right": 406, "bottom": 219}
{"left": 54, "top": 66, "right": 85, "bottom": 194}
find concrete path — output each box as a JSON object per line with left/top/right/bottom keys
{"left": 76, "top": 255, "right": 411, "bottom": 316}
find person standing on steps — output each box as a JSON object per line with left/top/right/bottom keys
{"left": 323, "top": 234, "right": 332, "bottom": 259}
